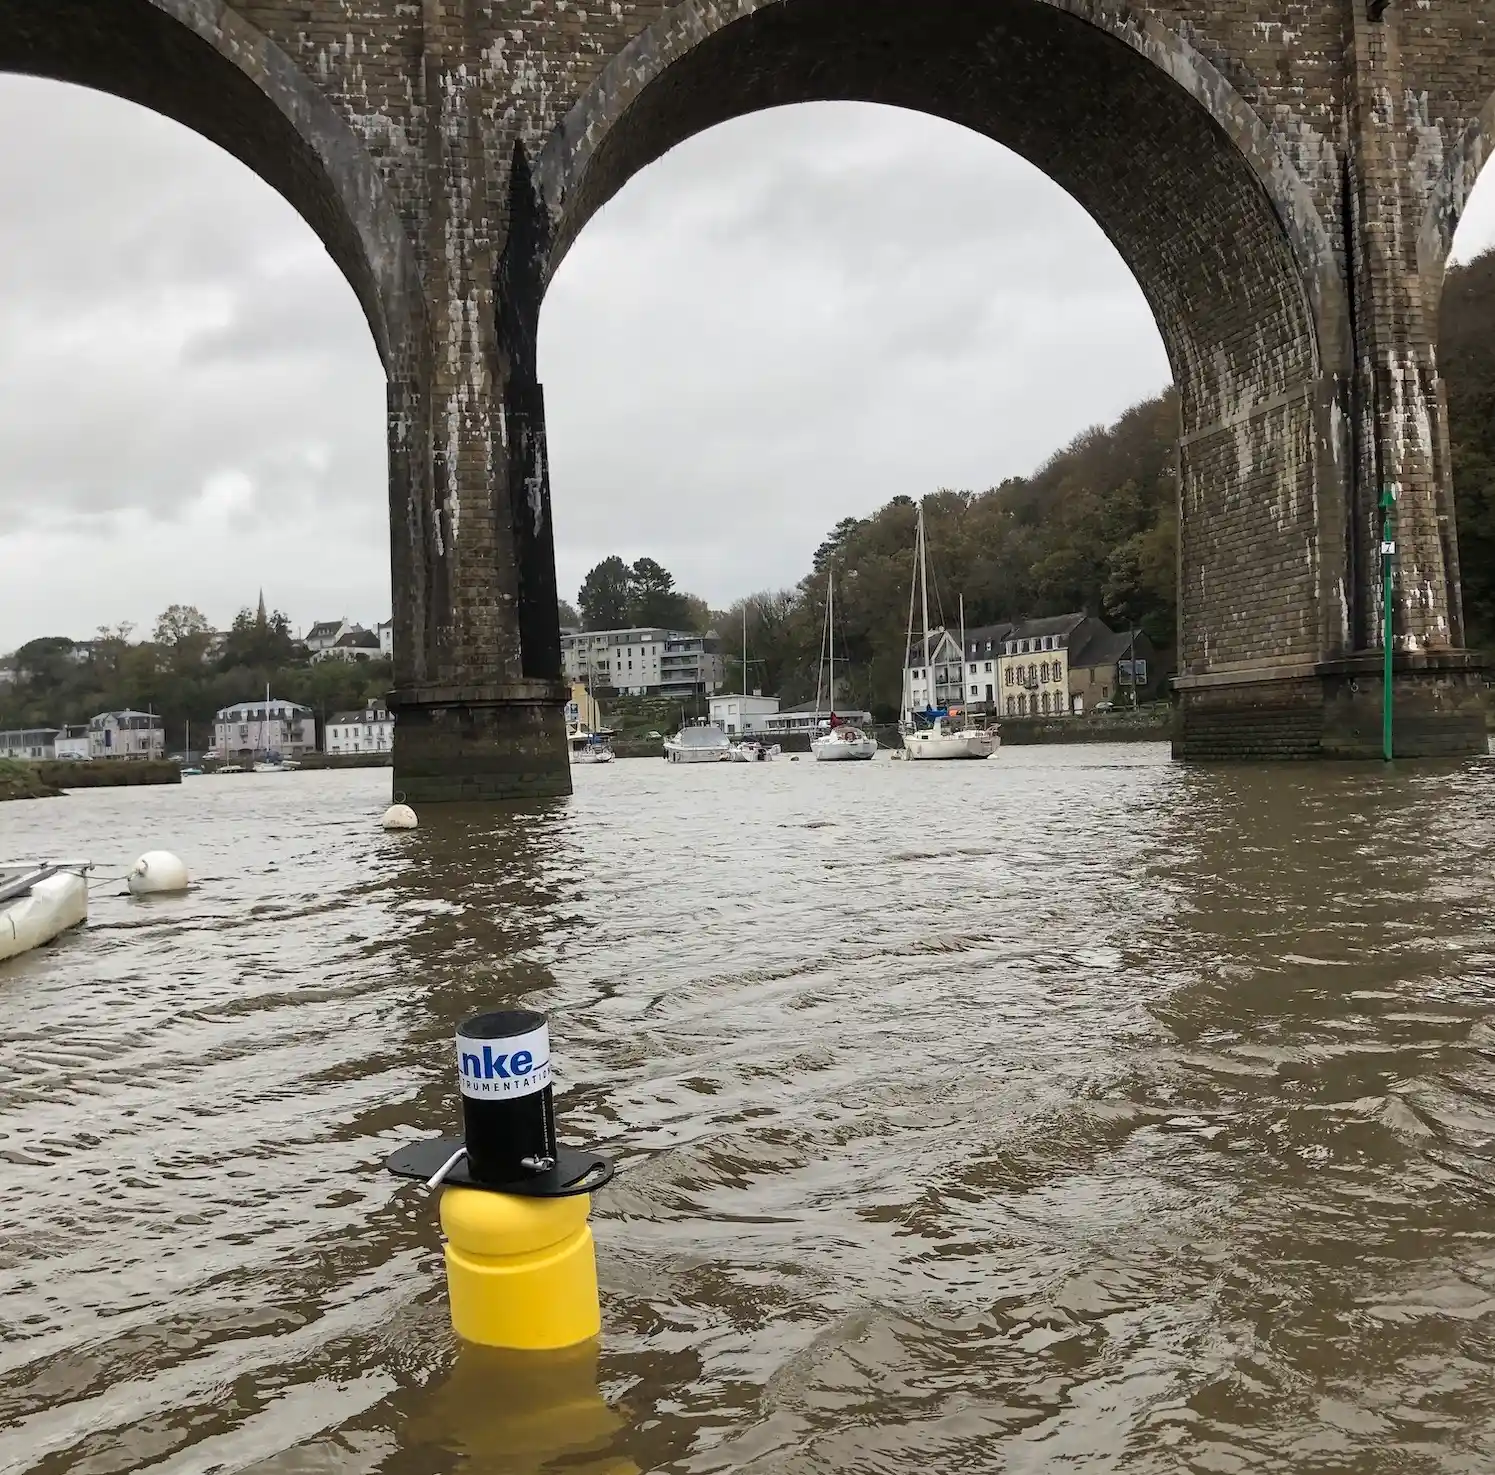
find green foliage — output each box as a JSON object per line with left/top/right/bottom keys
{"left": 1441, "top": 249, "right": 1495, "bottom": 648}
{"left": 216, "top": 604, "right": 301, "bottom": 671}
{"left": 557, "top": 598, "right": 581, "bottom": 629}
{"left": 577, "top": 556, "right": 709, "bottom": 632}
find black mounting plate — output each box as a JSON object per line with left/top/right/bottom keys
{"left": 384, "top": 1135, "right": 615, "bottom": 1198}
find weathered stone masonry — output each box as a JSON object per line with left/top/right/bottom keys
{"left": 4, "top": 0, "right": 1492, "bottom": 793}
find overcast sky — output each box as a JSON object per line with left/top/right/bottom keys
{"left": 3, "top": 79, "right": 1495, "bottom": 652}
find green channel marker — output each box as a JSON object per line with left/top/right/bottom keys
{"left": 1380, "top": 485, "right": 1396, "bottom": 762}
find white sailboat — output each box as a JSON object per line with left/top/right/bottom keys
{"left": 253, "top": 684, "right": 290, "bottom": 772}
{"left": 811, "top": 569, "right": 877, "bottom": 762}
{"left": 902, "top": 504, "right": 998, "bottom": 761}
{"left": 729, "top": 604, "right": 781, "bottom": 762}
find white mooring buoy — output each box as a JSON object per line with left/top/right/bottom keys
{"left": 381, "top": 803, "right": 418, "bottom": 831}
{"left": 128, "top": 851, "right": 190, "bottom": 896}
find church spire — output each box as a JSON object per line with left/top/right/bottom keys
{"left": 256, "top": 588, "right": 267, "bottom": 626}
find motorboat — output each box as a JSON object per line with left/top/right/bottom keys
{"left": 811, "top": 720, "right": 878, "bottom": 762}
{"left": 729, "top": 740, "right": 782, "bottom": 763}
{"left": 569, "top": 724, "right": 616, "bottom": 764}
{"left": 1, "top": 862, "right": 91, "bottom": 963}
{"left": 904, "top": 713, "right": 998, "bottom": 760}
{"left": 664, "top": 721, "right": 731, "bottom": 763}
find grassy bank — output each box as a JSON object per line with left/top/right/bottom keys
{"left": 0, "top": 758, "right": 62, "bottom": 801}
{"left": 35, "top": 759, "right": 182, "bottom": 790}
{"left": 294, "top": 752, "right": 393, "bottom": 770}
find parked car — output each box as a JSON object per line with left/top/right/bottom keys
{"left": 1094, "top": 701, "right": 1115, "bottom": 713}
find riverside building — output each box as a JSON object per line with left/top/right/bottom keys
{"left": 562, "top": 627, "right": 724, "bottom": 696}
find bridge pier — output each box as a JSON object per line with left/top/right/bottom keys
{"left": 1174, "top": 658, "right": 1488, "bottom": 762}
{"left": 389, "top": 686, "right": 570, "bottom": 805}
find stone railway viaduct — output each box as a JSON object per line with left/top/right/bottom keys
{"left": 4, "top": 0, "right": 1493, "bottom": 797}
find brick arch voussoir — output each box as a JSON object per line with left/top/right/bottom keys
{"left": 1419, "top": 91, "right": 1495, "bottom": 319}
{"left": 0, "top": 0, "right": 424, "bottom": 370}
{"left": 535, "top": 0, "right": 1342, "bottom": 373}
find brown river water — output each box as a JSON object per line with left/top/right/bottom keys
{"left": 2, "top": 746, "right": 1494, "bottom": 1474}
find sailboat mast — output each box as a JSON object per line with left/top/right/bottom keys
{"left": 813, "top": 571, "right": 828, "bottom": 719}
{"left": 828, "top": 572, "right": 836, "bottom": 717}
{"left": 918, "top": 503, "right": 933, "bottom": 706}
{"left": 959, "top": 594, "right": 966, "bottom": 712}
{"left": 742, "top": 604, "right": 748, "bottom": 699}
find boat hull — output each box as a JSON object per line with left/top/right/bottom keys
{"left": 570, "top": 749, "right": 615, "bottom": 765}
{"left": 904, "top": 731, "right": 997, "bottom": 760}
{"left": 0, "top": 871, "right": 88, "bottom": 963}
{"left": 664, "top": 744, "right": 730, "bottom": 763}
{"left": 812, "top": 737, "right": 877, "bottom": 762}
{"left": 729, "top": 743, "right": 782, "bottom": 763}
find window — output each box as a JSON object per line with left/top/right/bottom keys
{"left": 969, "top": 663, "right": 976, "bottom": 675}
{"left": 1006, "top": 695, "right": 1016, "bottom": 715}
{"left": 1005, "top": 667, "right": 1013, "bottom": 686}
{"left": 984, "top": 662, "right": 992, "bottom": 673}
{"left": 1017, "top": 693, "right": 1028, "bottom": 715}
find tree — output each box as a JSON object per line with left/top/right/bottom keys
{"left": 557, "top": 598, "right": 581, "bottom": 629}
{"left": 579, "top": 557, "right": 632, "bottom": 630}
{"left": 216, "top": 604, "right": 299, "bottom": 671}
{"left": 154, "top": 604, "right": 214, "bottom": 673}
{"left": 813, "top": 516, "right": 865, "bottom": 573}
{"left": 628, "top": 558, "right": 693, "bottom": 628}
{"left": 153, "top": 604, "right": 212, "bottom": 647}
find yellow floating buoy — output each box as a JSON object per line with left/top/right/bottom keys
{"left": 127, "top": 851, "right": 189, "bottom": 895}
{"left": 441, "top": 1186, "right": 600, "bottom": 1350}
{"left": 384, "top": 1009, "right": 616, "bottom": 1352}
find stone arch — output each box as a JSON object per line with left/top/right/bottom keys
{"left": 1418, "top": 91, "right": 1495, "bottom": 311}
{"left": 525, "top": 0, "right": 1348, "bottom": 674}
{"left": 0, "top": 0, "right": 422, "bottom": 369}
{"left": 534, "top": 0, "right": 1345, "bottom": 406}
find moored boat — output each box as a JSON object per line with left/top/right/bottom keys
{"left": 900, "top": 504, "right": 998, "bottom": 762}
{"left": 0, "top": 863, "right": 91, "bottom": 963}
{"left": 569, "top": 724, "right": 616, "bottom": 764}
{"left": 904, "top": 713, "right": 998, "bottom": 760}
{"left": 664, "top": 721, "right": 731, "bottom": 763}
{"left": 729, "top": 740, "right": 782, "bottom": 763}
{"left": 809, "top": 570, "right": 877, "bottom": 763}
{"left": 811, "top": 719, "right": 878, "bottom": 762}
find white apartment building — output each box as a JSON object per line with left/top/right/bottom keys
{"left": 325, "top": 701, "right": 394, "bottom": 755}
{"left": 377, "top": 620, "right": 394, "bottom": 658}
{"left": 214, "top": 697, "right": 315, "bottom": 760}
{"left": 562, "top": 627, "right": 724, "bottom": 696}
{"left": 902, "top": 629, "right": 966, "bottom": 713}
{"left": 708, "top": 694, "right": 782, "bottom": 737}
{"left": 89, "top": 710, "right": 165, "bottom": 759}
